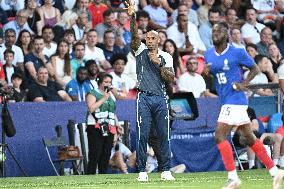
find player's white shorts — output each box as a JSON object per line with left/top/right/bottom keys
{"left": 217, "top": 104, "right": 250, "bottom": 126}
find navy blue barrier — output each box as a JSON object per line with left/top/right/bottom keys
{"left": 1, "top": 97, "right": 278, "bottom": 176}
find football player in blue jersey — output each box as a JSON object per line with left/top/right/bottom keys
{"left": 204, "top": 21, "right": 284, "bottom": 189}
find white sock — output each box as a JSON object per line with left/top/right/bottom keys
{"left": 228, "top": 169, "right": 238, "bottom": 180}
{"left": 273, "top": 159, "right": 279, "bottom": 166}
{"left": 269, "top": 166, "right": 279, "bottom": 177}
{"left": 279, "top": 156, "right": 284, "bottom": 168}
{"left": 248, "top": 160, "right": 255, "bottom": 169}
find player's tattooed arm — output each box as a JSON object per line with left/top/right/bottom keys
{"left": 124, "top": 0, "right": 140, "bottom": 51}
{"left": 161, "top": 67, "right": 175, "bottom": 83}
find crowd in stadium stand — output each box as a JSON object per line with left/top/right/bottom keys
{"left": 0, "top": 0, "right": 283, "bottom": 102}
{"left": 1, "top": 0, "right": 284, "bottom": 172}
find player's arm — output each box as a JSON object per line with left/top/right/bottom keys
{"left": 243, "top": 64, "right": 260, "bottom": 86}
{"left": 125, "top": 1, "right": 140, "bottom": 52}
{"left": 234, "top": 64, "right": 260, "bottom": 91}
{"left": 149, "top": 52, "right": 174, "bottom": 83}
{"left": 160, "top": 67, "right": 175, "bottom": 83}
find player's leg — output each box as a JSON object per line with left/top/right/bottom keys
{"left": 238, "top": 124, "right": 284, "bottom": 189}
{"left": 215, "top": 122, "right": 240, "bottom": 189}
{"left": 136, "top": 93, "right": 152, "bottom": 181}
{"left": 216, "top": 105, "right": 248, "bottom": 189}
{"left": 153, "top": 95, "right": 175, "bottom": 181}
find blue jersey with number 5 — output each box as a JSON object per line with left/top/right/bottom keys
{"left": 204, "top": 45, "right": 255, "bottom": 105}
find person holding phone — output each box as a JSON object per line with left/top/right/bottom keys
{"left": 85, "top": 72, "right": 123, "bottom": 174}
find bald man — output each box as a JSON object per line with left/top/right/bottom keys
{"left": 125, "top": 0, "right": 175, "bottom": 182}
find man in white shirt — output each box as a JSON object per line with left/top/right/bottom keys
{"left": 167, "top": 14, "right": 206, "bottom": 55}
{"left": 3, "top": 9, "right": 34, "bottom": 40}
{"left": 241, "top": 7, "right": 265, "bottom": 45}
{"left": 0, "top": 29, "right": 24, "bottom": 70}
{"left": 42, "top": 25, "right": 57, "bottom": 58}
{"left": 84, "top": 29, "right": 111, "bottom": 71}
{"left": 177, "top": 57, "right": 206, "bottom": 98}
{"left": 109, "top": 53, "right": 136, "bottom": 99}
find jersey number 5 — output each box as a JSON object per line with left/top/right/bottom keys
{"left": 216, "top": 73, "right": 227, "bottom": 84}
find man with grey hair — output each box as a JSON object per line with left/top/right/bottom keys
{"left": 3, "top": 9, "right": 34, "bottom": 39}
{"left": 125, "top": 0, "right": 175, "bottom": 182}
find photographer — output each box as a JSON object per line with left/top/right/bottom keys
{"left": 85, "top": 72, "right": 123, "bottom": 174}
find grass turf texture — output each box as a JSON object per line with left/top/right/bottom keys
{"left": 0, "top": 169, "right": 277, "bottom": 189}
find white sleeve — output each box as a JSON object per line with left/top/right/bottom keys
{"left": 278, "top": 64, "right": 284, "bottom": 79}
{"left": 135, "top": 43, "right": 147, "bottom": 56}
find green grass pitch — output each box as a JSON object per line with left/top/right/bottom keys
{"left": 0, "top": 169, "right": 279, "bottom": 189}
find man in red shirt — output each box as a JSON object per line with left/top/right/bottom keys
{"left": 89, "top": 0, "right": 108, "bottom": 27}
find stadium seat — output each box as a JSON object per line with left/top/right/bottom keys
{"left": 42, "top": 137, "right": 84, "bottom": 176}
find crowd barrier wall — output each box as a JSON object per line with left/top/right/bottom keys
{"left": 1, "top": 96, "right": 277, "bottom": 176}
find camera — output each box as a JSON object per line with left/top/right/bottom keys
{"left": 104, "top": 86, "right": 113, "bottom": 93}
{"left": 100, "top": 122, "right": 109, "bottom": 137}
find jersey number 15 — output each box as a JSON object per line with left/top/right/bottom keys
{"left": 216, "top": 73, "right": 227, "bottom": 84}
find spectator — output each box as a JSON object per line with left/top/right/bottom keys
{"left": 225, "top": 8, "right": 238, "bottom": 29}
{"left": 167, "top": 14, "right": 206, "bottom": 55}
{"left": 42, "top": 25, "right": 57, "bottom": 58}
{"left": 65, "top": 66, "right": 90, "bottom": 101}
{"left": 71, "top": 41, "right": 86, "bottom": 79}
{"left": 246, "top": 43, "right": 259, "bottom": 59}
{"left": 244, "top": 55, "right": 276, "bottom": 96}
{"left": 172, "top": 0, "right": 199, "bottom": 27}
{"left": 163, "top": 39, "right": 185, "bottom": 77}
{"left": 85, "top": 59, "right": 99, "bottom": 90}
{"left": 84, "top": 29, "right": 111, "bottom": 71}
{"left": 3, "top": 49, "right": 23, "bottom": 86}
{"left": 64, "top": 29, "right": 76, "bottom": 55}
{"left": 230, "top": 27, "right": 245, "bottom": 49}
{"left": 88, "top": 0, "right": 108, "bottom": 27}
{"left": 136, "top": 10, "right": 151, "bottom": 34}
{"left": 1, "top": 0, "right": 24, "bottom": 17}
{"left": 15, "top": 29, "right": 32, "bottom": 56}
{"left": 197, "top": 0, "right": 215, "bottom": 25}
{"left": 177, "top": 56, "right": 207, "bottom": 98}
{"left": 0, "top": 29, "right": 24, "bottom": 70}
{"left": 3, "top": 9, "right": 34, "bottom": 40}
{"left": 109, "top": 133, "right": 136, "bottom": 174}
{"left": 9, "top": 73, "right": 27, "bottom": 102}
{"left": 72, "top": 0, "right": 92, "bottom": 28}
{"left": 256, "top": 27, "right": 273, "bottom": 57}
{"left": 50, "top": 39, "right": 72, "bottom": 87}
{"left": 158, "top": 30, "right": 167, "bottom": 50}
{"left": 72, "top": 10, "right": 90, "bottom": 41}
{"left": 116, "top": 11, "right": 132, "bottom": 46}
{"left": 100, "top": 30, "right": 127, "bottom": 62}
{"left": 199, "top": 7, "right": 220, "bottom": 49}
{"left": 55, "top": 10, "right": 78, "bottom": 30}
{"left": 38, "top": 0, "right": 61, "bottom": 27}
{"left": 24, "top": 36, "right": 54, "bottom": 83}
{"left": 269, "top": 43, "right": 283, "bottom": 73}
{"left": 109, "top": 53, "right": 135, "bottom": 99}
{"left": 241, "top": 7, "right": 265, "bottom": 45}
{"left": 27, "top": 67, "right": 72, "bottom": 102}
{"left": 143, "top": 0, "right": 168, "bottom": 28}
{"left": 85, "top": 72, "right": 123, "bottom": 174}
{"left": 277, "top": 24, "right": 284, "bottom": 56}
{"left": 24, "top": 0, "right": 41, "bottom": 35}
{"left": 251, "top": 0, "right": 281, "bottom": 25}
{"left": 0, "top": 6, "right": 8, "bottom": 25}
{"left": 214, "top": 0, "right": 233, "bottom": 18}
{"left": 95, "top": 9, "right": 118, "bottom": 43}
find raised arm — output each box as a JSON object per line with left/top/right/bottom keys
{"left": 125, "top": 0, "right": 140, "bottom": 51}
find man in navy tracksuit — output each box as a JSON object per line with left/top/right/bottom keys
{"left": 125, "top": 0, "right": 176, "bottom": 182}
